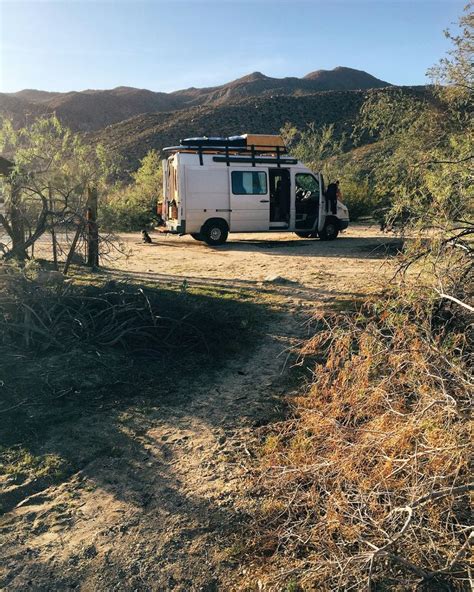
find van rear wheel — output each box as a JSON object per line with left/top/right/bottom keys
{"left": 201, "top": 221, "right": 228, "bottom": 246}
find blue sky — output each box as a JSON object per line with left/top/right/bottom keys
{"left": 0, "top": 0, "right": 466, "bottom": 93}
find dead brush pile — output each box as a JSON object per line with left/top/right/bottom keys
{"left": 253, "top": 290, "right": 472, "bottom": 591}
{"left": 0, "top": 264, "right": 251, "bottom": 357}
{"left": 0, "top": 268, "right": 198, "bottom": 354}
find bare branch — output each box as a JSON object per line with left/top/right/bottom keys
{"left": 414, "top": 154, "right": 474, "bottom": 167}
{"left": 435, "top": 289, "right": 474, "bottom": 312}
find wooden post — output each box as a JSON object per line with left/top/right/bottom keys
{"left": 63, "top": 221, "right": 83, "bottom": 276}
{"left": 9, "top": 182, "right": 26, "bottom": 260}
{"left": 49, "top": 184, "right": 58, "bottom": 270}
{"left": 86, "top": 186, "right": 99, "bottom": 267}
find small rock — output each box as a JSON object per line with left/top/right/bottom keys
{"left": 263, "top": 274, "right": 285, "bottom": 283}
{"left": 83, "top": 544, "right": 97, "bottom": 559}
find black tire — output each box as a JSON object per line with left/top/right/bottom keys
{"left": 191, "top": 233, "right": 204, "bottom": 241}
{"left": 295, "top": 231, "right": 316, "bottom": 239}
{"left": 319, "top": 220, "right": 339, "bottom": 241}
{"left": 201, "top": 220, "right": 228, "bottom": 246}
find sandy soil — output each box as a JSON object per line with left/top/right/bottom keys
{"left": 0, "top": 225, "right": 400, "bottom": 591}
{"left": 109, "top": 224, "right": 399, "bottom": 306}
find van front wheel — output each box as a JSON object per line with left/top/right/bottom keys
{"left": 319, "top": 220, "right": 339, "bottom": 241}
{"left": 202, "top": 221, "right": 228, "bottom": 246}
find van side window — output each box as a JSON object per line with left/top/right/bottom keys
{"left": 231, "top": 171, "right": 267, "bottom": 195}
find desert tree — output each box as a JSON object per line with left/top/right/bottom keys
{"left": 354, "top": 5, "right": 473, "bottom": 305}
{"left": 0, "top": 115, "right": 118, "bottom": 263}
{"left": 281, "top": 121, "right": 345, "bottom": 177}
{"left": 428, "top": 1, "right": 474, "bottom": 97}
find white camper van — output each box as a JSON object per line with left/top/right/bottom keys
{"left": 161, "top": 134, "right": 349, "bottom": 246}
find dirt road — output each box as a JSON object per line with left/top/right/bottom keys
{"left": 1, "top": 225, "right": 399, "bottom": 591}
{"left": 111, "top": 224, "right": 398, "bottom": 306}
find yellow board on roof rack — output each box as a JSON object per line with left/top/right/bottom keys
{"left": 243, "top": 134, "right": 286, "bottom": 149}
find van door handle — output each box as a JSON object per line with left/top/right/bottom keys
{"left": 260, "top": 199, "right": 269, "bottom": 203}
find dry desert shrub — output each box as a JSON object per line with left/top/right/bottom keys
{"left": 252, "top": 290, "right": 472, "bottom": 591}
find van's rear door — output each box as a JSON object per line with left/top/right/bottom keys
{"left": 229, "top": 168, "right": 270, "bottom": 232}
{"left": 162, "top": 159, "right": 169, "bottom": 219}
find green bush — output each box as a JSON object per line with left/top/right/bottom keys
{"left": 339, "top": 178, "right": 377, "bottom": 220}
{"left": 99, "top": 190, "right": 157, "bottom": 231}
{"left": 99, "top": 149, "right": 162, "bottom": 231}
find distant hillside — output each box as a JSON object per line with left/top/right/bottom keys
{"left": 303, "top": 66, "right": 387, "bottom": 89}
{"left": 1, "top": 67, "right": 391, "bottom": 132}
{"left": 90, "top": 91, "right": 365, "bottom": 169}
{"left": 11, "top": 89, "right": 63, "bottom": 103}
{"left": 91, "top": 87, "right": 428, "bottom": 172}
{"left": 0, "top": 93, "right": 49, "bottom": 127}
{"left": 44, "top": 88, "right": 182, "bottom": 132}
{"left": 169, "top": 67, "right": 391, "bottom": 108}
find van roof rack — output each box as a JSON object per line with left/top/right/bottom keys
{"left": 163, "top": 134, "right": 293, "bottom": 167}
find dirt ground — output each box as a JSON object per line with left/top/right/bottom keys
{"left": 0, "top": 224, "right": 400, "bottom": 591}
{"left": 110, "top": 224, "right": 399, "bottom": 306}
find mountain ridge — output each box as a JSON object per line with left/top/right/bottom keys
{"left": 89, "top": 86, "right": 429, "bottom": 172}
{"left": 1, "top": 66, "right": 391, "bottom": 131}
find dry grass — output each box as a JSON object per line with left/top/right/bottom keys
{"left": 251, "top": 289, "right": 472, "bottom": 591}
